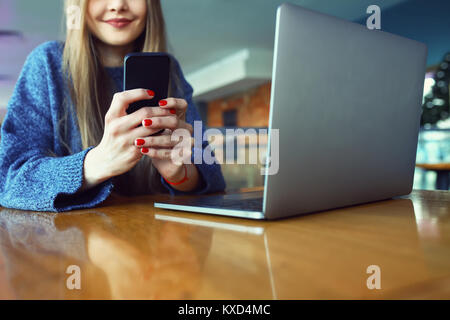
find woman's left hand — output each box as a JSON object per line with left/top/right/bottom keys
{"left": 134, "top": 98, "right": 195, "bottom": 184}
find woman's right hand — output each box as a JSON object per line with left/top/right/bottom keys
{"left": 81, "top": 89, "right": 173, "bottom": 191}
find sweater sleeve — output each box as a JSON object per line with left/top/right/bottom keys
{"left": 0, "top": 43, "right": 113, "bottom": 212}
{"left": 160, "top": 58, "right": 226, "bottom": 195}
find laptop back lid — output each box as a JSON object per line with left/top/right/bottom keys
{"left": 263, "top": 3, "right": 427, "bottom": 219}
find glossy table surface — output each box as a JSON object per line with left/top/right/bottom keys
{"left": 416, "top": 163, "right": 450, "bottom": 171}
{"left": 1, "top": 189, "right": 450, "bottom": 299}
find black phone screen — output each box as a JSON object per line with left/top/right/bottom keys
{"left": 124, "top": 53, "right": 171, "bottom": 114}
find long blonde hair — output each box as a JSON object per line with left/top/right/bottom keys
{"left": 61, "top": 0, "right": 182, "bottom": 195}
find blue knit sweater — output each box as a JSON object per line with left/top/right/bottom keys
{"left": 0, "top": 41, "right": 225, "bottom": 212}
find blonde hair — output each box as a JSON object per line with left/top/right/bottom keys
{"left": 61, "top": 0, "right": 183, "bottom": 195}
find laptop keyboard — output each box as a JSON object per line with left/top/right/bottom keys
{"left": 193, "top": 196, "right": 263, "bottom": 211}
{"left": 172, "top": 192, "right": 264, "bottom": 212}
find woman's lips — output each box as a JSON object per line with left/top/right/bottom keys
{"left": 105, "top": 18, "right": 132, "bottom": 28}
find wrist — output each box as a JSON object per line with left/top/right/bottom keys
{"left": 83, "top": 147, "right": 110, "bottom": 188}
{"left": 163, "top": 164, "right": 188, "bottom": 185}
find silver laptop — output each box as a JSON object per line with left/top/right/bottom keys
{"left": 154, "top": 2, "right": 427, "bottom": 220}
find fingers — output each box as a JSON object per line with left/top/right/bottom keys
{"left": 157, "top": 98, "right": 188, "bottom": 115}
{"left": 140, "top": 115, "right": 194, "bottom": 134}
{"left": 140, "top": 146, "right": 193, "bottom": 162}
{"left": 134, "top": 128, "right": 193, "bottom": 163}
{"left": 105, "top": 95, "right": 189, "bottom": 136}
{"left": 106, "top": 89, "right": 155, "bottom": 121}
{"left": 134, "top": 135, "right": 194, "bottom": 149}
{"left": 127, "top": 115, "right": 193, "bottom": 139}
{"left": 114, "top": 106, "right": 173, "bottom": 131}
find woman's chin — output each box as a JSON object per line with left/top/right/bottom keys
{"left": 101, "top": 37, "right": 137, "bottom": 47}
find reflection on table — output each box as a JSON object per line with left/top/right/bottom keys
{"left": 1, "top": 190, "right": 450, "bottom": 299}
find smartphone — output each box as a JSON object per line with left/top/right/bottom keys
{"left": 123, "top": 52, "right": 171, "bottom": 114}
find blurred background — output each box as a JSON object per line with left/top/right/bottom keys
{"left": 0, "top": 0, "right": 449, "bottom": 191}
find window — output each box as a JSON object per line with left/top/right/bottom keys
{"left": 223, "top": 109, "right": 237, "bottom": 127}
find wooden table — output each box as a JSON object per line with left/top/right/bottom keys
{"left": 0, "top": 189, "right": 450, "bottom": 299}
{"left": 416, "top": 163, "right": 450, "bottom": 190}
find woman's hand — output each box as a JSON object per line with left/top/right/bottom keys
{"left": 134, "top": 97, "right": 201, "bottom": 191}
{"left": 81, "top": 89, "right": 174, "bottom": 190}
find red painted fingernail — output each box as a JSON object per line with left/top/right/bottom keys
{"left": 147, "top": 90, "right": 155, "bottom": 97}
{"left": 136, "top": 139, "right": 145, "bottom": 146}
{"left": 141, "top": 147, "right": 149, "bottom": 154}
{"left": 170, "top": 108, "right": 176, "bottom": 114}
{"left": 159, "top": 100, "right": 167, "bottom": 106}
{"left": 143, "top": 119, "right": 152, "bottom": 126}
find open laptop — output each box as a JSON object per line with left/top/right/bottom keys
{"left": 154, "top": 2, "right": 427, "bottom": 220}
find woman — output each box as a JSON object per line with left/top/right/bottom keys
{"left": 0, "top": 0, "right": 225, "bottom": 212}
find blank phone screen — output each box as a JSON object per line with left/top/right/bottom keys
{"left": 124, "top": 53, "right": 171, "bottom": 114}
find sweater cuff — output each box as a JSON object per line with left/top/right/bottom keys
{"left": 53, "top": 147, "right": 114, "bottom": 212}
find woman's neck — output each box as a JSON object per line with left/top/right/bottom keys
{"left": 96, "top": 41, "right": 134, "bottom": 67}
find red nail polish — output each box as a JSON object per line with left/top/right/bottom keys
{"left": 136, "top": 139, "right": 145, "bottom": 146}
{"left": 170, "top": 109, "right": 176, "bottom": 114}
{"left": 141, "top": 147, "right": 149, "bottom": 154}
{"left": 159, "top": 100, "right": 167, "bottom": 106}
{"left": 147, "top": 90, "right": 155, "bottom": 97}
{"left": 143, "top": 119, "right": 152, "bottom": 126}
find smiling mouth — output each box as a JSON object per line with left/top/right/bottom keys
{"left": 104, "top": 18, "right": 133, "bottom": 28}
